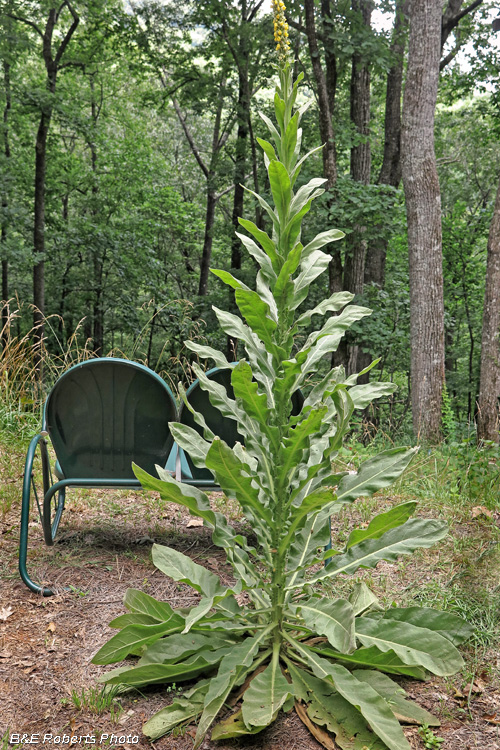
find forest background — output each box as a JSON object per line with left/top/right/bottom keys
{"left": 1, "top": 0, "right": 500, "bottom": 450}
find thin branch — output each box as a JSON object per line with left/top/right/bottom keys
{"left": 215, "top": 173, "right": 252, "bottom": 201}
{"left": 441, "top": 0, "right": 483, "bottom": 47}
{"left": 440, "top": 43, "right": 461, "bottom": 69}
{"left": 54, "top": 2, "right": 79, "bottom": 66}
{"left": 248, "top": 0, "right": 265, "bottom": 24}
{"left": 170, "top": 97, "right": 209, "bottom": 178}
{"left": 5, "top": 13, "right": 43, "bottom": 38}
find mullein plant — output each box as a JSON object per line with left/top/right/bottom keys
{"left": 93, "top": 4, "right": 471, "bottom": 748}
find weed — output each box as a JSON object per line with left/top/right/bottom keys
{"left": 418, "top": 724, "right": 444, "bottom": 749}
{"left": 1, "top": 731, "right": 22, "bottom": 750}
{"left": 70, "top": 685, "right": 123, "bottom": 720}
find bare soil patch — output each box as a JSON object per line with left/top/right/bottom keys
{"left": 1, "top": 478, "right": 500, "bottom": 750}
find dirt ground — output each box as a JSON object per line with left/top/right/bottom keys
{"left": 1, "top": 481, "right": 500, "bottom": 750}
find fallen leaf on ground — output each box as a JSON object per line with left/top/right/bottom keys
{"left": 471, "top": 506, "right": 492, "bottom": 519}
{"left": 484, "top": 713, "right": 500, "bottom": 725}
{"left": 46, "top": 621, "right": 56, "bottom": 633}
{"left": 0, "top": 606, "right": 13, "bottom": 621}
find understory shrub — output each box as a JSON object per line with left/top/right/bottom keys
{"left": 93, "top": 9, "right": 471, "bottom": 749}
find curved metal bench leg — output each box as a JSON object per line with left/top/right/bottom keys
{"left": 19, "top": 434, "right": 55, "bottom": 595}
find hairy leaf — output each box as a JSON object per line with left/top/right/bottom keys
{"left": 346, "top": 501, "right": 418, "bottom": 548}
{"left": 355, "top": 617, "right": 464, "bottom": 676}
{"left": 298, "top": 598, "right": 356, "bottom": 653}
{"left": 241, "top": 661, "right": 291, "bottom": 728}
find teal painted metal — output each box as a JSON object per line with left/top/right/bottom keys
{"left": 19, "top": 358, "right": 177, "bottom": 595}
{"left": 19, "top": 358, "right": 309, "bottom": 595}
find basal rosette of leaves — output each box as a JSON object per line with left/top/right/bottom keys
{"left": 93, "top": 62, "right": 472, "bottom": 750}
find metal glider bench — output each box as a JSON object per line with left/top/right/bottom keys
{"left": 19, "top": 358, "right": 304, "bottom": 595}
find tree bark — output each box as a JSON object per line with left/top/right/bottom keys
{"left": 341, "top": 0, "right": 372, "bottom": 374}
{"left": 1, "top": 59, "right": 11, "bottom": 348}
{"left": 304, "top": 0, "right": 337, "bottom": 189}
{"left": 198, "top": 186, "right": 218, "bottom": 296}
{"left": 13, "top": 3, "right": 79, "bottom": 375}
{"left": 89, "top": 74, "right": 104, "bottom": 356}
{"left": 304, "top": 0, "right": 341, "bottom": 293}
{"left": 401, "top": 0, "right": 445, "bottom": 443}
{"left": 477, "top": 176, "right": 500, "bottom": 443}
{"left": 358, "top": 0, "right": 408, "bottom": 381}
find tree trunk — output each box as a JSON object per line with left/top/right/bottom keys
{"left": 358, "top": 0, "right": 408, "bottom": 380}
{"left": 477, "top": 176, "right": 500, "bottom": 443}
{"left": 304, "top": 0, "right": 342, "bottom": 294}
{"left": 198, "top": 185, "right": 218, "bottom": 296}
{"left": 401, "top": 0, "right": 444, "bottom": 443}
{"left": 89, "top": 74, "right": 104, "bottom": 356}
{"left": 1, "top": 59, "right": 11, "bottom": 348}
{"left": 22, "top": 4, "right": 79, "bottom": 377}
{"left": 342, "top": 0, "right": 372, "bottom": 374}
{"left": 365, "top": 0, "right": 407, "bottom": 289}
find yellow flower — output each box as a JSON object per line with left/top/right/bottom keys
{"left": 271, "top": 0, "right": 290, "bottom": 64}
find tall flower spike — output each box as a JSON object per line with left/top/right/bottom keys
{"left": 272, "top": 0, "right": 290, "bottom": 66}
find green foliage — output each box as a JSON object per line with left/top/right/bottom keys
{"left": 69, "top": 685, "right": 123, "bottom": 720}
{"left": 94, "top": 62, "right": 470, "bottom": 750}
{"left": 418, "top": 724, "right": 445, "bottom": 749}
{"left": 442, "top": 438, "right": 500, "bottom": 506}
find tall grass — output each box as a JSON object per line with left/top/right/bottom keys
{"left": 0, "top": 300, "right": 94, "bottom": 437}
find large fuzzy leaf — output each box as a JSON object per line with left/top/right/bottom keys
{"left": 352, "top": 670, "right": 440, "bottom": 726}
{"left": 184, "top": 341, "right": 231, "bottom": 368}
{"left": 205, "top": 438, "right": 272, "bottom": 526}
{"left": 241, "top": 661, "right": 291, "bottom": 728}
{"left": 143, "top": 681, "right": 209, "bottom": 740}
{"left": 280, "top": 405, "right": 328, "bottom": 478}
{"left": 287, "top": 663, "right": 387, "bottom": 750}
{"left": 210, "top": 268, "right": 250, "bottom": 291}
{"left": 355, "top": 617, "right": 464, "bottom": 676}
{"left": 296, "top": 291, "right": 353, "bottom": 327}
{"left": 108, "top": 613, "right": 158, "bottom": 629}
{"left": 231, "top": 361, "right": 270, "bottom": 424}
{"left": 381, "top": 607, "right": 474, "bottom": 646}
{"left": 346, "top": 501, "right": 418, "bottom": 548}
{"left": 194, "top": 628, "right": 273, "bottom": 748}
{"left": 234, "top": 289, "right": 278, "bottom": 352}
{"left": 302, "top": 518, "right": 448, "bottom": 588}
{"left": 92, "top": 618, "right": 185, "bottom": 665}
{"left": 211, "top": 710, "right": 267, "bottom": 740}
{"left": 104, "top": 647, "right": 231, "bottom": 687}
{"left": 297, "top": 598, "right": 356, "bottom": 653}
{"left": 235, "top": 231, "right": 276, "bottom": 282}
{"left": 152, "top": 544, "right": 227, "bottom": 598}
{"left": 301, "top": 229, "right": 345, "bottom": 262}
{"left": 280, "top": 487, "right": 339, "bottom": 556}
{"left": 293, "top": 249, "right": 331, "bottom": 297}
{"left": 289, "top": 177, "right": 327, "bottom": 217}
{"left": 290, "top": 640, "right": 411, "bottom": 750}
{"left": 348, "top": 382, "right": 397, "bottom": 409}
{"left": 313, "top": 644, "right": 427, "bottom": 679}
{"left": 138, "top": 633, "right": 237, "bottom": 666}
{"left": 336, "top": 448, "right": 418, "bottom": 503}
{"left": 190, "top": 361, "right": 257, "bottom": 435}
{"left": 301, "top": 305, "right": 372, "bottom": 345}
{"left": 123, "top": 589, "right": 178, "bottom": 621}
{"left": 133, "top": 464, "right": 244, "bottom": 551}
{"left": 268, "top": 159, "right": 292, "bottom": 223}
{"left": 169, "top": 423, "right": 210, "bottom": 467}
{"left": 237, "top": 218, "right": 278, "bottom": 267}
{"left": 349, "top": 582, "right": 383, "bottom": 616}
